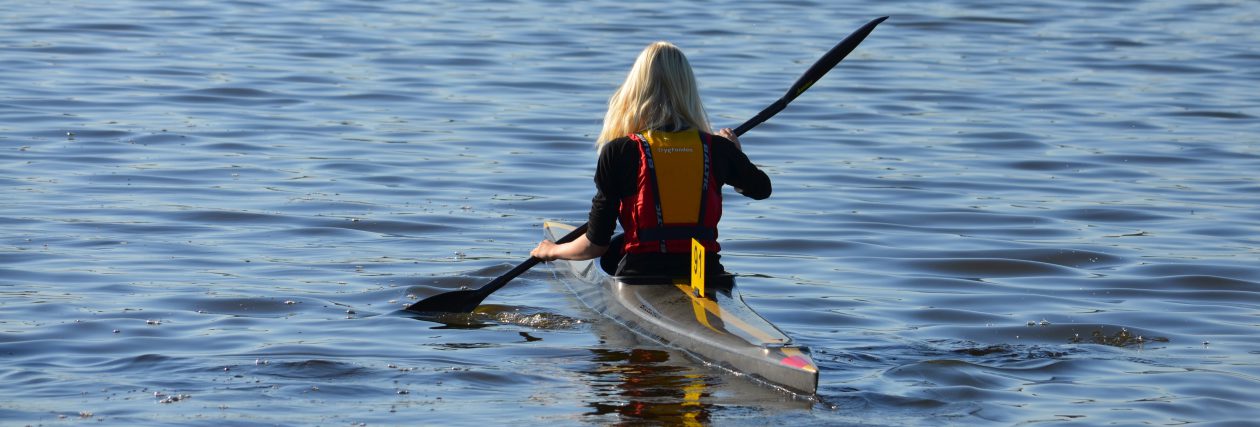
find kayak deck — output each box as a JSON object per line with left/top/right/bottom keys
{"left": 543, "top": 221, "right": 818, "bottom": 395}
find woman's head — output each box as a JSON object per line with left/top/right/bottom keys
{"left": 597, "top": 41, "right": 711, "bottom": 148}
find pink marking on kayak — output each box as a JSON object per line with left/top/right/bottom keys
{"left": 781, "top": 355, "right": 812, "bottom": 370}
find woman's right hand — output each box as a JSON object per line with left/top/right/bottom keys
{"left": 530, "top": 234, "right": 607, "bottom": 262}
{"left": 531, "top": 240, "right": 559, "bottom": 261}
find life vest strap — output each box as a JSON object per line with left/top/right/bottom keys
{"left": 634, "top": 133, "right": 668, "bottom": 252}
{"left": 696, "top": 132, "right": 711, "bottom": 224}
{"left": 637, "top": 225, "right": 717, "bottom": 242}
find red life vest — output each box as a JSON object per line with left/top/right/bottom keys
{"left": 619, "top": 129, "right": 722, "bottom": 254}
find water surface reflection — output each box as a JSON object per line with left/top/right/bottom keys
{"left": 583, "top": 348, "right": 712, "bottom": 426}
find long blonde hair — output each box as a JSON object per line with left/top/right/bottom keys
{"left": 596, "top": 41, "right": 711, "bottom": 149}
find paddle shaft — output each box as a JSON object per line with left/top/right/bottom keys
{"left": 476, "top": 222, "right": 588, "bottom": 297}
{"left": 406, "top": 16, "right": 886, "bottom": 313}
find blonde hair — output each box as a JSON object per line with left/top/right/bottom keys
{"left": 596, "top": 41, "right": 711, "bottom": 148}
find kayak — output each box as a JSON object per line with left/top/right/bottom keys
{"left": 542, "top": 221, "right": 819, "bottom": 395}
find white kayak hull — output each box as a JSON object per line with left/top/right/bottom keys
{"left": 544, "top": 222, "right": 819, "bottom": 395}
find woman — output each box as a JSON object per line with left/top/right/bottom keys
{"left": 531, "top": 41, "right": 771, "bottom": 276}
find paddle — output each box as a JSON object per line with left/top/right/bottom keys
{"left": 405, "top": 223, "right": 588, "bottom": 313}
{"left": 406, "top": 16, "right": 888, "bottom": 314}
{"left": 734, "top": 16, "right": 889, "bottom": 136}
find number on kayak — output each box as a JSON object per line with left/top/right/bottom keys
{"left": 691, "top": 238, "right": 705, "bottom": 298}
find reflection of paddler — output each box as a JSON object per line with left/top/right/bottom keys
{"left": 680, "top": 374, "right": 707, "bottom": 427}
{"left": 584, "top": 348, "right": 711, "bottom": 425}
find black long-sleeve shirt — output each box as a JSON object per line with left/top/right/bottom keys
{"left": 585, "top": 133, "right": 772, "bottom": 251}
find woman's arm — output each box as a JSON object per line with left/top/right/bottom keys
{"left": 715, "top": 128, "right": 772, "bottom": 200}
{"left": 531, "top": 233, "right": 608, "bottom": 261}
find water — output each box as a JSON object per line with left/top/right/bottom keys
{"left": 2, "top": 0, "right": 1258, "bottom": 425}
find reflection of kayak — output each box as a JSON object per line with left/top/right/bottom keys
{"left": 543, "top": 221, "right": 818, "bottom": 396}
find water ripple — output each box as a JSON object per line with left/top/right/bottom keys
{"left": 2, "top": 0, "right": 1258, "bottom": 425}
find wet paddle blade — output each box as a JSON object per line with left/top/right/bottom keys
{"left": 404, "top": 223, "right": 587, "bottom": 313}
{"left": 404, "top": 289, "right": 485, "bottom": 313}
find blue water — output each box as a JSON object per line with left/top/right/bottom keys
{"left": 3, "top": 0, "right": 1258, "bottom": 425}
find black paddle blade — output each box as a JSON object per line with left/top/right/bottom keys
{"left": 404, "top": 223, "right": 589, "bottom": 313}
{"left": 733, "top": 16, "right": 887, "bottom": 136}
{"left": 404, "top": 289, "right": 485, "bottom": 314}
{"left": 784, "top": 16, "right": 887, "bottom": 102}
{"left": 403, "top": 268, "right": 524, "bottom": 313}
